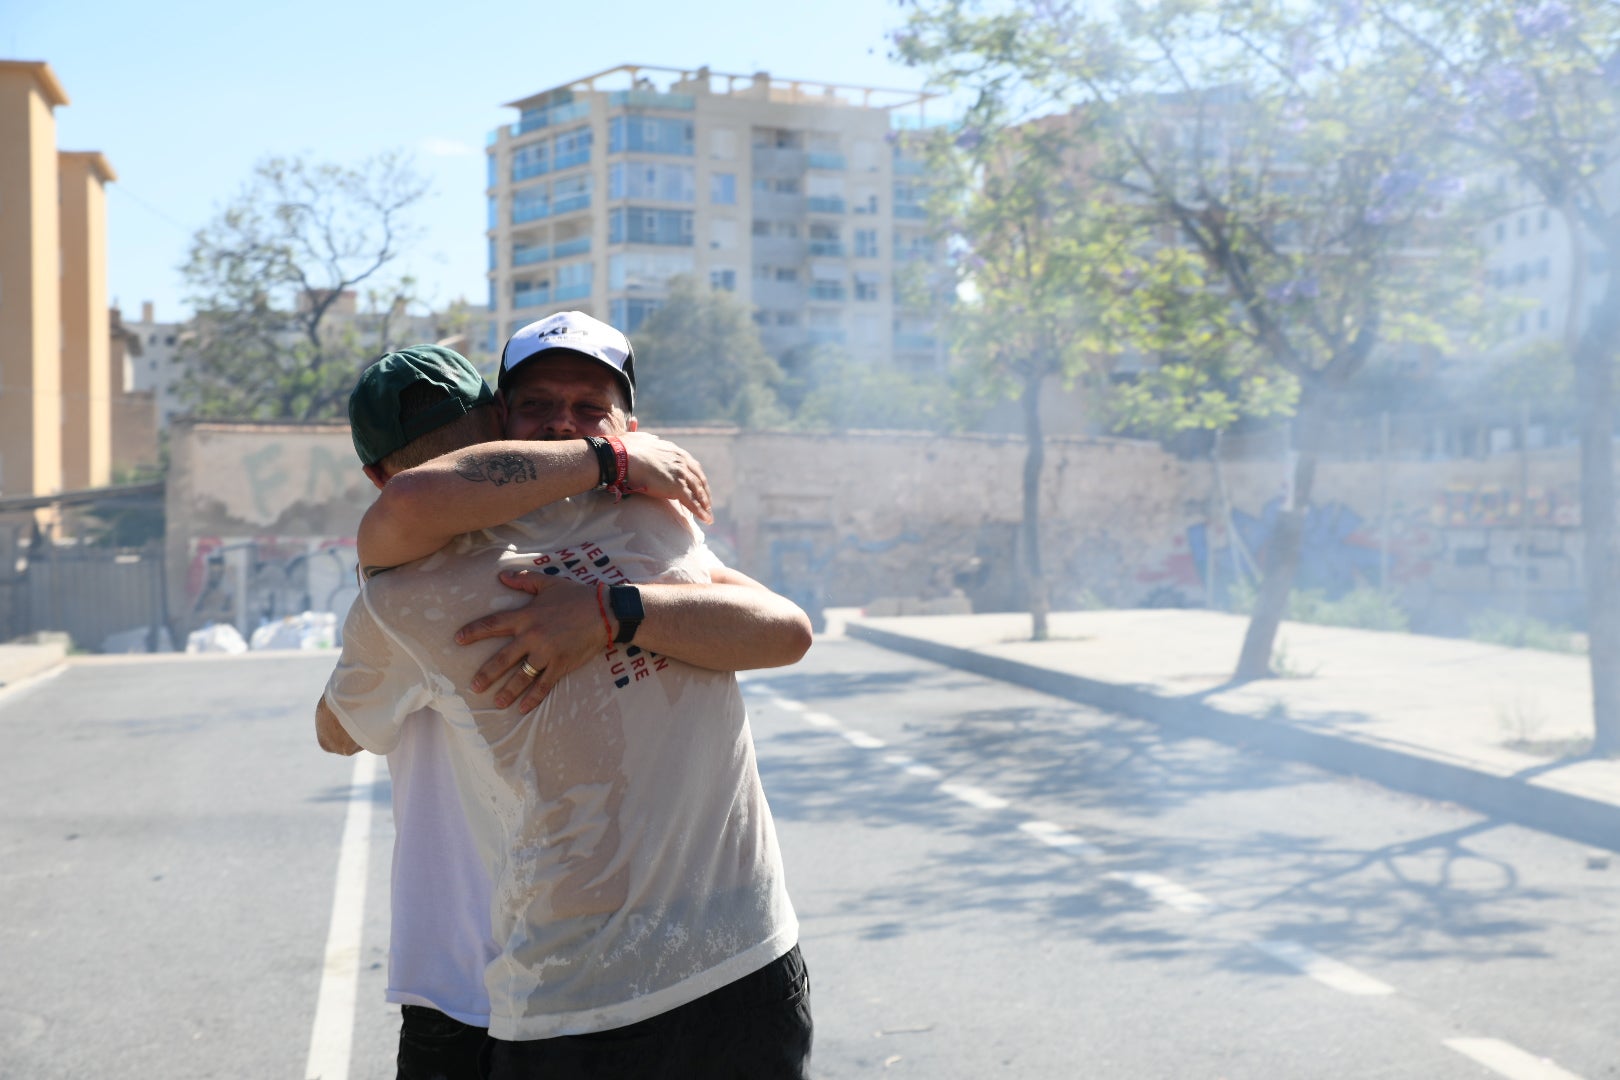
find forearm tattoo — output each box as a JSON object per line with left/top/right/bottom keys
{"left": 454, "top": 453, "right": 537, "bottom": 486}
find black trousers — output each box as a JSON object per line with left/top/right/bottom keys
{"left": 397, "top": 1004, "right": 487, "bottom": 1080}
{"left": 482, "top": 945, "right": 813, "bottom": 1080}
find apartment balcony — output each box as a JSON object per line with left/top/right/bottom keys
{"left": 893, "top": 158, "right": 928, "bottom": 176}
{"left": 556, "top": 282, "right": 591, "bottom": 301}
{"left": 753, "top": 191, "right": 804, "bottom": 218}
{"left": 553, "top": 236, "right": 591, "bottom": 258}
{"left": 552, "top": 194, "right": 591, "bottom": 216}
{"left": 808, "top": 283, "right": 847, "bottom": 302}
{"left": 553, "top": 151, "right": 591, "bottom": 172}
{"left": 512, "top": 203, "right": 550, "bottom": 225}
{"left": 512, "top": 245, "right": 550, "bottom": 267}
{"left": 752, "top": 148, "right": 806, "bottom": 176}
{"left": 759, "top": 324, "right": 808, "bottom": 350}
{"left": 807, "top": 153, "right": 847, "bottom": 171}
{"left": 752, "top": 280, "right": 805, "bottom": 309}
{"left": 807, "top": 196, "right": 846, "bottom": 215}
{"left": 808, "top": 240, "right": 845, "bottom": 257}
{"left": 512, "top": 161, "right": 548, "bottom": 183}
{"left": 808, "top": 328, "right": 848, "bottom": 346}
{"left": 513, "top": 287, "right": 552, "bottom": 308}
{"left": 894, "top": 204, "right": 929, "bottom": 220}
{"left": 752, "top": 236, "right": 806, "bottom": 262}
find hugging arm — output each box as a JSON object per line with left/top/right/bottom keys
{"left": 456, "top": 568, "right": 813, "bottom": 711}
{"left": 358, "top": 435, "right": 713, "bottom": 573}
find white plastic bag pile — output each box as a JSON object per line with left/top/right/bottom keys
{"left": 248, "top": 611, "right": 337, "bottom": 651}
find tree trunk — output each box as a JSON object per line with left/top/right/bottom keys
{"left": 1576, "top": 246, "right": 1620, "bottom": 755}
{"left": 1235, "top": 394, "right": 1325, "bottom": 679}
{"left": 1021, "top": 374, "right": 1050, "bottom": 641}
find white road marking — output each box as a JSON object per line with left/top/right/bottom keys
{"left": 304, "top": 752, "right": 378, "bottom": 1080}
{"left": 774, "top": 698, "right": 806, "bottom": 712}
{"left": 1104, "top": 871, "right": 1216, "bottom": 914}
{"left": 883, "top": 753, "right": 915, "bottom": 767}
{"left": 1018, "top": 820, "right": 1104, "bottom": 861}
{"left": 1443, "top": 1038, "right": 1586, "bottom": 1080}
{"left": 0, "top": 663, "right": 67, "bottom": 711}
{"left": 903, "top": 763, "right": 944, "bottom": 780}
{"left": 937, "top": 782, "right": 1010, "bottom": 810}
{"left": 1249, "top": 938, "right": 1395, "bottom": 997}
{"left": 842, "top": 730, "right": 886, "bottom": 749}
{"left": 803, "top": 711, "right": 843, "bottom": 730}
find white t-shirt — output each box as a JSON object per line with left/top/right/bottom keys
{"left": 385, "top": 709, "right": 496, "bottom": 1026}
{"left": 325, "top": 493, "right": 798, "bottom": 1041}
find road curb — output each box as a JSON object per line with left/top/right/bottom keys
{"left": 846, "top": 621, "right": 1620, "bottom": 854}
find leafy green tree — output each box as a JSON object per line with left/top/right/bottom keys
{"left": 176, "top": 153, "right": 429, "bottom": 420}
{"left": 906, "top": 122, "right": 1102, "bottom": 639}
{"left": 1371, "top": 0, "right": 1620, "bottom": 751}
{"left": 630, "top": 275, "right": 785, "bottom": 427}
{"left": 790, "top": 346, "right": 965, "bottom": 432}
{"left": 896, "top": 0, "right": 1482, "bottom": 671}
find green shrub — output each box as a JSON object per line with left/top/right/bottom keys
{"left": 1467, "top": 611, "right": 1585, "bottom": 654}
{"left": 1227, "top": 582, "right": 1409, "bottom": 632}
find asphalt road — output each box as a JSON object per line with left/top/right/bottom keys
{"left": 1, "top": 637, "right": 1616, "bottom": 1079}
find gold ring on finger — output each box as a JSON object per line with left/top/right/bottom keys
{"left": 520, "top": 660, "right": 541, "bottom": 680}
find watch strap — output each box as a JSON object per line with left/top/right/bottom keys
{"left": 608, "top": 584, "right": 644, "bottom": 644}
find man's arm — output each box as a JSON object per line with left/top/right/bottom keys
{"left": 316, "top": 694, "right": 362, "bottom": 756}
{"left": 456, "top": 569, "right": 814, "bottom": 711}
{"left": 358, "top": 434, "right": 712, "bottom": 573}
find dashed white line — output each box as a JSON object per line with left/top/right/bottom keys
{"left": 802, "top": 711, "right": 843, "bottom": 730}
{"left": 937, "top": 781, "right": 1010, "bottom": 810}
{"left": 773, "top": 698, "right": 806, "bottom": 712}
{"left": 841, "top": 730, "right": 886, "bottom": 749}
{"left": 1249, "top": 938, "right": 1395, "bottom": 997}
{"left": 903, "top": 763, "right": 943, "bottom": 780}
{"left": 304, "top": 752, "right": 378, "bottom": 1080}
{"left": 1018, "top": 820, "right": 1103, "bottom": 861}
{"left": 1105, "top": 870, "right": 1217, "bottom": 914}
{"left": 1443, "top": 1038, "right": 1586, "bottom": 1080}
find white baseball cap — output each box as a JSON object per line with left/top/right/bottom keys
{"left": 499, "top": 310, "right": 636, "bottom": 409}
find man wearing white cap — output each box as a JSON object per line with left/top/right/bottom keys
{"left": 322, "top": 314, "right": 813, "bottom": 1078}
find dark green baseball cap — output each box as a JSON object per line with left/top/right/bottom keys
{"left": 348, "top": 345, "right": 495, "bottom": 466}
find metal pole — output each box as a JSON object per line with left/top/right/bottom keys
{"left": 1519, "top": 400, "right": 1532, "bottom": 628}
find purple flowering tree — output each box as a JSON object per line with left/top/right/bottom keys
{"left": 895, "top": 0, "right": 1482, "bottom": 674}
{"left": 1374, "top": 0, "right": 1620, "bottom": 753}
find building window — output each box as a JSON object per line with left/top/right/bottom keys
{"left": 609, "top": 116, "right": 695, "bottom": 156}
{"left": 610, "top": 297, "right": 664, "bottom": 333}
{"left": 710, "top": 172, "right": 737, "bottom": 205}
{"left": 1494, "top": 221, "right": 1505, "bottom": 243}
{"left": 1539, "top": 209, "right": 1550, "bottom": 230}
{"left": 855, "top": 272, "right": 880, "bottom": 301}
{"left": 556, "top": 261, "right": 591, "bottom": 300}
{"left": 609, "top": 162, "right": 695, "bottom": 202}
{"left": 553, "top": 173, "right": 593, "bottom": 215}
{"left": 854, "top": 229, "right": 879, "bottom": 258}
{"left": 513, "top": 186, "right": 549, "bottom": 224}
{"left": 512, "top": 144, "right": 549, "bottom": 182}
{"left": 609, "top": 207, "right": 695, "bottom": 246}
{"left": 1538, "top": 307, "right": 1550, "bottom": 330}
{"left": 710, "top": 268, "right": 737, "bottom": 291}
{"left": 553, "top": 126, "right": 592, "bottom": 171}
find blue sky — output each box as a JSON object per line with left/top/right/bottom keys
{"left": 5, "top": 0, "right": 927, "bottom": 323}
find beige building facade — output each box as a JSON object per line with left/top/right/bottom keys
{"left": 485, "top": 65, "right": 944, "bottom": 371}
{"left": 0, "top": 60, "right": 116, "bottom": 499}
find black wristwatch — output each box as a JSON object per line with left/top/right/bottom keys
{"left": 608, "top": 584, "right": 645, "bottom": 644}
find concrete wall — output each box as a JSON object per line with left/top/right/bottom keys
{"left": 163, "top": 419, "right": 1593, "bottom": 640}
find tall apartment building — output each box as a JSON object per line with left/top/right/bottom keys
{"left": 0, "top": 60, "right": 117, "bottom": 498}
{"left": 485, "top": 65, "right": 944, "bottom": 372}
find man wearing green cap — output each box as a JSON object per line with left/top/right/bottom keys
{"left": 321, "top": 327, "right": 812, "bottom": 1079}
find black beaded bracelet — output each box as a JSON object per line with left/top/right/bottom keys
{"left": 584, "top": 436, "right": 617, "bottom": 488}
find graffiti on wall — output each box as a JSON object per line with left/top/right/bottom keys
{"left": 186, "top": 536, "right": 359, "bottom": 635}
{"left": 1136, "top": 481, "right": 1583, "bottom": 613}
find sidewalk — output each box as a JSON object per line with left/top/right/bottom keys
{"left": 0, "top": 642, "right": 68, "bottom": 688}
{"left": 842, "top": 609, "right": 1620, "bottom": 853}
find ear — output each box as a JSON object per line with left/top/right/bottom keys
{"left": 626, "top": 415, "right": 638, "bottom": 433}
{"left": 363, "top": 464, "right": 388, "bottom": 490}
